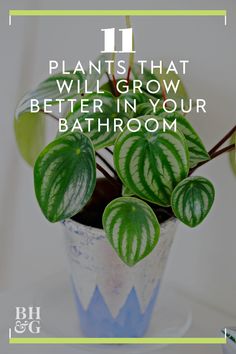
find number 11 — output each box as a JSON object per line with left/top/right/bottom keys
{"left": 101, "top": 28, "right": 135, "bottom": 53}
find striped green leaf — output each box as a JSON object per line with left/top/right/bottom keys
{"left": 34, "top": 132, "right": 96, "bottom": 222}
{"left": 15, "top": 72, "right": 84, "bottom": 118}
{"left": 134, "top": 102, "right": 182, "bottom": 118}
{"left": 161, "top": 112, "right": 210, "bottom": 167}
{"left": 100, "top": 78, "right": 131, "bottom": 96}
{"left": 132, "top": 63, "right": 189, "bottom": 105}
{"left": 120, "top": 90, "right": 151, "bottom": 105}
{"left": 15, "top": 54, "right": 110, "bottom": 118}
{"left": 134, "top": 102, "right": 164, "bottom": 118}
{"left": 14, "top": 111, "right": 46, "bottom": 166}
{"left": 65, "top": 91, "right": 128, "bottom": 150}
{"left": 102, "top": 197, "right": 160, "bottom": 266}
{"left": 171, "top": 176, "right": 215, "bottom": 227}
{"left": 155, "top": 67, "right": 189, "bottom": 107}
{"left": 131, "top": 63, "right": 163, "bottom": 99}
{"left": 119, "top": 91, "right": 152, "bottom": 117}
{"left": 114, "top": 116, "right": 189, "bottom": 206}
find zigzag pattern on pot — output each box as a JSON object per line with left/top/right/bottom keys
{"left": 72, "top": 280, "right": 160, "bottom": 338}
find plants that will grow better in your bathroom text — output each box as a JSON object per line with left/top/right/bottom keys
{"left": 14, "top": 29, "right": 236, "bottom": 267}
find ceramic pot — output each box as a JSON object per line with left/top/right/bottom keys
{"left": 222, "top": 328, "right": 236, "bottom": 354}
{"left": 63, "top": 217, "right": 177, "bottom": 338}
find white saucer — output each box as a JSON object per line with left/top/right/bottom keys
{"left": 34, "top": 270, "right": 192, "bottom": 354}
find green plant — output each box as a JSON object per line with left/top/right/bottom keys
{"left": 14, "top": 43, "right": 236, "bottom": 268}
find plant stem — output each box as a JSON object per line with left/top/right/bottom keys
{"left": 127, "top": 66, "right": 132, "bottom": 85}
{"left": 208, "top": 125, "right": 236, "bottom": 155}
{"left": 210, "top": 143, "right": 235, "bottom": 159}
{"left": 112, "top": 74, "right": 119, "bottom": 97}
{"left": 96, "top": 163, "right": 121, "bottom": 188}
{"left": 111, "top": 51, "right": 116, "bottom": 78}
{"left": 161, "top": 83, "right": 167, "bottom": 101}
{"left": 125, "top": 16, "right": 132, "bottom": 29}
{"left": 125, "top": 16, "right": 135, "bottom": 83}
{"left": 105, "top": 72, "right": 117, "bottom": 96}
{"left": 190, "top": 125, "right": 236, "bottom": 175}
{"left": 189, "top": 143, "right": 235, "bottom": 175}
{"left": 96, "top": 151, "right": 117, "bottom": 177}
{"left": 110, "top": 51, "right": 120, "bottom": 97}
{"left": 125, "top": 16, "right": 135, "bottom": 68}
{"left": 39, "top": 109, "right": 59, "bottom": 121}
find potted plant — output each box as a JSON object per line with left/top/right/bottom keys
{"left": 14, "top": 43, "right": 236, "bottom": 338}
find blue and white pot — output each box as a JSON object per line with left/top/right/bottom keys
{"left": 63, "top": 217, "right": 177, "bottom": 338}
{"left": 222, "top": 328, "right": 236, "bottom": 354}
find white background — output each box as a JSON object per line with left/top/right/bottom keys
{"left": 0, "top": 0, "right": 235, "bottom": 348}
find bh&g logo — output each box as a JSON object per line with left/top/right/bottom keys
{"left": 14, "top": 307, "right": 41, "bottom": 334}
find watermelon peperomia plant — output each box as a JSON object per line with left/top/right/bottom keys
{"left": 14, "top": 54, "right": 236, "bottom": 267}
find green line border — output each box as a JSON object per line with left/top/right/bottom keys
{"left": 9, "top": 10, "right": 227, "bottom": 17}
{"left": 9, "top": 337, "right": 227, "bottom": 345}
{"left": 7, "top": 6, "right": 227, "bottom": 349}
{"left": 7, "top": 8, "right": 227, "bottom": 344}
